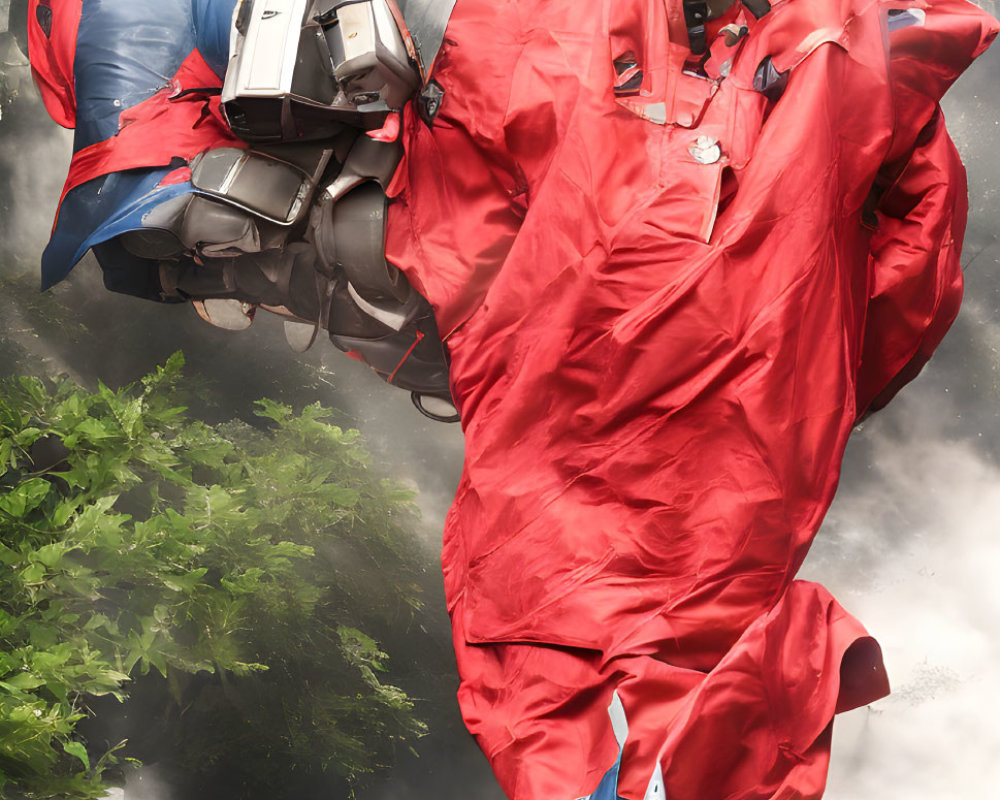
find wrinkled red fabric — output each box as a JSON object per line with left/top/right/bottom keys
{"left": 27, "top": 0, "right": 81, "bottom": 128}
{"left": 384, "top": 0, "right": 999, "bottom": 797}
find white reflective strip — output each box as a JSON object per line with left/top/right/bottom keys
{"left": 643, "top": 761, "right": 665, "bottom": 800}
{"left": 346, "top": 282, "right": 418, "bottom": 332}
{"left": 608, "top": 691, "right": 629, "bottom": 750}
{"left": 887, "top": 7, "right": 926, "bottom": 32}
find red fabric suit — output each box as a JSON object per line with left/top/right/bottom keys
{"left": 383, "top": 0, "right": 999, "bottom": 797}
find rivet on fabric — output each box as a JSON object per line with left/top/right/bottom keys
{"left": 689, "top": 135, "right": 722, "bottom": 164}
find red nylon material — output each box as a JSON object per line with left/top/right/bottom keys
{"left": 384, "top": 0, "right": 998, "bottom": 797}
{"left": 27, "top": 0, "right": 81, "bottom": 128}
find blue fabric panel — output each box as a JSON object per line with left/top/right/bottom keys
{"left": 192, "top": 0, "right": 239, "bottom": 79}
{"left": 580, "top": 693, "right": 630, "bottom": 800}
{"left": 42, "top": 169, "right": 194, "bottom": 296}
{"left": 73, "top": 0, "right": 196, "bottom": 152}
{"left": 588, "top": 762, "right": 626, "bottom": 800}
{"left": 50, "top": 0, "right": 237, "bottom": 292}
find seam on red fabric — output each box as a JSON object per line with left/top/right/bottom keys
{"left": 389, "top": 329, "right": 425, "bottom": 382}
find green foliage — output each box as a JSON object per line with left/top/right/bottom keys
{"left": 0, "top": 353, "right": 429, "bottom": 798}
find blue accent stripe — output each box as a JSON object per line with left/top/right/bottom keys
{"left": 42, "top": 170, "right": 192, "bottom": 295}
{"left": 588, "top": 761, "right": 626, "bottom": 800}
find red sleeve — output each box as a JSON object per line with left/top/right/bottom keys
{"left": 856, "top": 108, "right": 967, "bottom": 414}
{"left": 384, "top": 0, "right": 526, "bottom": 338}
{"left": 27, "top": 0, "right": 82, "bottom": 129}
{"left": 855, "top": 0, "right": 998, "bottom": 415}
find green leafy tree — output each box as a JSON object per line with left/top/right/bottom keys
{"left": 0, "top": 353, "right": 430, "bottom": 799}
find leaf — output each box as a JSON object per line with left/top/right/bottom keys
{"left": 147, "top": 649, "right": 168, "bottom": 678}
{"left": 254, "top": 397, "right": 292, "bottom": 424}
{"left": 142, "top": 350, "right": 185, "bottom": 393}
{"left": 62, "top": 740, "right": 90, "bottom": 771}
{"left": 0, "top": 544, "right": 18, "bottom": 567}
{"left": 0, "top": 356, "right": 433, "bottom": 792}
{"left": 230, "top": 661, "right": 270, "bottom": 676}
{"left": 0, "top": 684, "right": 40, "bottom": 705}
{"left": 315, "top": 485, "right": 361, "bottom": 507}
{"left": 83, "top": 614, "right": 120, "bottom": 637}
{"left": 93, "top": 739, "right": 131, "bottom": 774}
{"left": 20, "top": 562, "right": 46, "bottom": 585}
{"left": 45, "top": 679, "right": 69, "bottom": 703}
{"left": 2, "top": 673, "right": 45, "bottom": 691}
{"left": 14, "top": 427, "right": 42, "bottom": 448}
{"left": 50, "top": 498, "right": 78, "bottom": 528}
{"left": 337, "top": 626, "right": 387, "bottom": 672}
{"left": 220, "top": 567, "right": 266, "bottom": 595}
{"left": 122, "top": 646, "right": 143, "bottom": 676}
{"left": 67, "top": 416, "right": 116, "bottom": 446}
{"left": 112, "top": 397, "right": 144, "bottom": 438}
{"left": 270, "top": 542, "right": 314, "bottom": 560}
{"left": 0, "top": 477, "right": 51, "bottom": 518}
{"left": 0, "top": 439, "right": 12, "bottom": 477}
{"left": 30, "top": 543, "right": 66, "bottom": 569}
{"left": 161, "top": 568, "right": 208, "bottom": 594}
{"left": 57, "top": 391, "right": 84, "bottom": 420}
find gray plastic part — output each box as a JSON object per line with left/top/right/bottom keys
{"left": 117, "top": 194, "right": 191, "bottom": 258}
{"left": 329, "top": 332, "right": 406, "bottom": 375}
{"left": 284, "top": 319, "right": 320, "bottom": 351}
{"left": 411, "top": 393, "right": 460, "bottom": 422}
{"left": 325, "top": 135, "right": 402, "bottom": 202}
{"left": 223, "top": 0, "right": 310, "bottom": 100}
{"left": 347, "top": 281, "right": 421, "bottom": 332}
{"left": 395, "top": 0, "right": 457, "bottom": 72}
{"left": 189, "top": 147, "right": 326, "bottom": 225}
{"left": 330, "top": 182, "right": 411, "bottom": 303}
{"left": 197, "top": 299, "right": 255, "bottom": 330}
{"left": 325, "top": 1, "right": 419, "bottom": 108}
{"left": 221, "top": 0, "right": 425, "bottom": 140}
{"left": 125, "top": 190, "right": 266, "bottom": 259}
{"left": 180, "top": 195, "right": 262, "bottom": 255}
{"left": 140, "top": 193, "right": 192, "bottom": 232}
{"left": 258, "top": 140, "right": 342, "bottom": 174}
{"left": 120, "top": 230, "right": 186, "bottom": 260}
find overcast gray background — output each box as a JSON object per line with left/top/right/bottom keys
{"left": 2, "top": 2, "right": 999, "bottom": 798}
